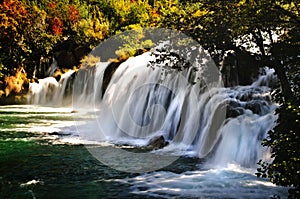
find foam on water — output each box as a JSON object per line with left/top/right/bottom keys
{"left": 22, "top": 52, "right": 289, "bottom": 197}
{"left": 0, "top": 103, "right": 288, "bottom": 198}
{"left": 26, "top": 53, "right": 279, "bottom": 167}
{"left": 119, "top": 164, "right": 287, "bottom": 198}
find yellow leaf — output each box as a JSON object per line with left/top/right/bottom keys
{"left": 193, "top": 10, "right": 209, "bottom": 18}
{"left": 237, "top": 0, "right": 246, "bottom": 6}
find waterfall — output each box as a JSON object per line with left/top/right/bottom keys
{"left": 28, "top": 52, "right": 277, "bottom": 167}
{"left": 72, "top": 62, "right": 110, "bottom": 107}
{"left": 28, "top": 69, "right": 75, "bottom": 106}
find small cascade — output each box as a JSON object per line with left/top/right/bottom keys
{"left": 251, "top": 67, "right": 278, "bottom": 88}
{"left": 28, "top": 51, "right": 278, "bottom": 168}
{"left": 28, "top": 70, "right": 75, "bottom": 106}
{"left": 46, "top": 58, "right": 58, "bottom": 77}
{"left": 72, "top": 62, "right": 110, "bottom": 107}
{"left": 206, "top": 85, "right": 277, "bottom": 167}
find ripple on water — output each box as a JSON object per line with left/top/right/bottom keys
{"left": 0, "top": 105, "right": 289, "bottom": 198}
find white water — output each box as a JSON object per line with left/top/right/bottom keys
{"left": 120, "top": 164, "right": 287, "bottom": 198}
{"left": 2, "top": 104, "right": 287, "bottom": 198}
{"left": 28, "top": 70, "right": 75, "bottom": 106}
{"left": 28, "top": 52, "right": 278, "bottom": 167}
{"left": 25, "top": 51, "right": 288, "bottom": 197}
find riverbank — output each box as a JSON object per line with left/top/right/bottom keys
{"left": 0, "top": 93, "right": 27, "bottom": 105}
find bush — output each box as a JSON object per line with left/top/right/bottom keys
{"left": 257, "top": 100, "right": 300, "bottom": 198}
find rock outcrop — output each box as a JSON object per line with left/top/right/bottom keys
{"left": 147, "top": 135, "right": 169, "bottom": 150}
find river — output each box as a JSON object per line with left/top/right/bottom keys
{"left": 0, "top": 104, "right": 288, "bottom": 198}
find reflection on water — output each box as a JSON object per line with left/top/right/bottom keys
{"left": 0, "top": 105, "right": 288, "bottom": 198}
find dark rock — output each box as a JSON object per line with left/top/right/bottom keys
{"left": 228, "top": 100, "right": 240, "bottom": 108}
{"left": 48, "top": 131, "right": 71, "bottom": 136}
{"left": 54, "top": 74, "right": 61, "bottom": 82}
{"left": 226, "top": 107, "right": 244, "bottom": 118}
{"left": 102, "top": 61, "right": 125, "bottom": 97}
{"left": 48, "top": 131, "right": 61, "bottom": 135}
{"left": 225, "top": 100, "right": 243, "bottom": 118}
{"left": 238, "top": 92, "right": 253, "bottom": 101}
{"left": 245, "top": 101, "right": 262, "bottom": 114}
{"left": 100, "top": 49, "right": 155, "bottom": 97}
{"left": 147, "top": 135, "right": 169, "bottom": 150}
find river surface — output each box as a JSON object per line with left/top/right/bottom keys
{"left": 0, "top": 105, "right": 288, "bottom": 198}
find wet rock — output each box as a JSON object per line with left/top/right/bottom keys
{"left": 147, "top": 135, "right": 169, "bottom": 150}
{"left": 226, "top": 107, "right": 244, "bottom": 118}
{"left": 245, "top": 101, "right": 262, "bottom": 114}
{"left": 48, "top": 131, "right": 71, "bottom": 136}
{"left": 225, "top": 100, "right": 244, "bottom": 118}
{"left": 48, "top": 131, "right": 61, "bottom": 135}
{"left": 102, "top": 61, "right": 125, "bottom": 96}
{"left": 238, "top": 92, "right": 253, "bottom": 101}
{"left": 228, "top": 100, "right": 240, "bottom": 108}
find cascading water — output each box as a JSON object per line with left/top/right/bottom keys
{"left": 23, "top": 50, "right": 289, "bottom": 198}
{"left": 28, "top": 69, "right": 75, "bottom": 106}
{"left": 28, "top": 51, "right": 278, "bottom": 168}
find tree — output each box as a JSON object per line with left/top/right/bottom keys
{"left": 153, "top": 0, "right": 300, "bottom": 196}
{"left": 0, "top": 0, "right": 32, "bottom": 75}
{"left": 257, "top": 101, "right": 300, "bottom": 198}
{"left": 155, "top": 0, "right": 299, "bottom": 101}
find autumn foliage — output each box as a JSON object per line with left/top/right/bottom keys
{"left": 0, "top": 2, "right": 299, "bottom": 196}
{"left": 69, "top": 5, "right": 79, "bottom": 24}
{"left": 4, "top": 67, "right": 27, "bottom": 96}
{"left": 50, "top": 17, "right": 63, "bottom": 35}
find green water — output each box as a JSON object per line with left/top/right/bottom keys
{"left": 0, "top": 105, "right": 200, "bottom": 198}
{"left": 0, "top": 105, "right": 288, "bottom": 199}
{"left": 0, "top": 142, "right": 137, "bottom": 198}
{"left": 0, "top": 106, "right": 131, "bottom": 198}
{"left": 0, "top": 106, "right": 109, "bottom": 198}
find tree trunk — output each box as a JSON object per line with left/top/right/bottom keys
{"left": 263, "top": 59, "right": 293, "bottom": 102}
